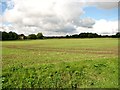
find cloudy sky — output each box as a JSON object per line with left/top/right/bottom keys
{"left": 0, "top": 0, "right": 119, "bottom": 36}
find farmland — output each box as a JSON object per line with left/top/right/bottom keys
{"left": 2, "top": 38, "right": 118, "bottom": 88}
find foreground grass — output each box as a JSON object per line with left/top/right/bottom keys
{"left": 2, "top": 38, "right": 118, "bottom": 88}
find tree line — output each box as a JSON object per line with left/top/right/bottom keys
{"left": 0, "top": 31, "right": 44, "bottom": 40}
{"left": 46, "top": 32, "right": 120, "bottom": 39}
{"left": 0, "top": 31, "right": 120, "bottom": 41}
{"left": 65, "top": 32, "right": 120, "bottom": 38}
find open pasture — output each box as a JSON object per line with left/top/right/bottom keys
{"left": 2, "top": 38, "right": 118, "bottom": 88}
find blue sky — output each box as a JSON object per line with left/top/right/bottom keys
{"left": 0, "top": 1, "right": 7, "bottom": 15}
{"left": 81, "top": 6, "right": 118, "bottom": 21}
{"left": 0, "top": 0, "right": 14, "bottom": 15}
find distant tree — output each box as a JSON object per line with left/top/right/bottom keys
{"left": 28, "top": 34, "right": 37, "bottom": 39}
{"left": 111, "top": 35, "right": 116, "bottom": 38}
{"left": 2, "top": 31, "right": 9, "bottom": 40}
{"left": 37, "top": 33, "right": 44, "bottom": 39}
{"left": 102, "top": 35, "right": 109, "bottom": 38}
{"left": 72, "top": 34, "right": 79, "bottom": 38}
{"left": 78, "top": 33, "right": 99, "bottom": 38}
{"left": 0, "top": 31, "right": 2, "bottom": 40}
{"left": 1, "top": 31, "right": 120, "bottom": 40}
{"left": 8, "top": 31, "right": 18, "bottom": 40}
{"left": 116, "top": 32, "right": 120, "bottom": 38}
{"left": 94, "top": 33, "right": 99, "bottom": 38}
{"left": 88, "top": 33, "right": 93, "bottom": 38}
{"left": 79, "top": 33, "right": 87, "bottom": 38}
{"left": 66, "top": 35, "right": 69, "bottom": 38}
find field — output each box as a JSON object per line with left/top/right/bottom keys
{"left": 2, "top": 38, "right": 118, "bottom": 88}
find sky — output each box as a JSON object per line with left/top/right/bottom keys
{"left": 0, "top": 0, "right": 119, "bottom": 36}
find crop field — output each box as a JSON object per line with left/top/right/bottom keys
{"left": 1, "top": 38, "right": 118, "bottom": 88}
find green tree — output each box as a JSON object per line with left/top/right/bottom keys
{"left": 37, "top": 33, "right": 44, "bottom": 39}
{"left": 8, "top": 31, "right": 18, "bottom": 40}
{"left": 0, "top": 31, "right": 1, "bottom": 40}
{"left": 28, "top": 34, "right": 37, "bottom": 39}
{"left": 2, "top": 31, "right": 9, "bottom": 40}
{"left": 116, "top": 32, "right": 120, "bottom": 38}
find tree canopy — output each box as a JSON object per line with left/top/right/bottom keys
{"left": 1, "top": 31, "right": 120, "bottom": 41}
{"left": 37, "top": 33, "right": 44, "bottom": 39}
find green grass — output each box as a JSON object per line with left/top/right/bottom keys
{"left": 2, "top": 38, "right": 118, "bottom": 88}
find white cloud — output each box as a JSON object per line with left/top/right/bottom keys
{"left": 1, "top": 0, "right": 119, "bottom": 36}
{"left": 2, "top": 0, "right": 89, "bottom": 35}
{"left": 93, "top": 19, "right": 118, "bottom": 35}
{"left": 77, "top": 19, "right": 118, "bottom": 35}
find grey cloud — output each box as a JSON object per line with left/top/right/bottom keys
{"left": 73, "top": 18, "right": 95, "bottom": 28}
{"left": 87, "top": 2, "right": 118, "bottom": 9}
